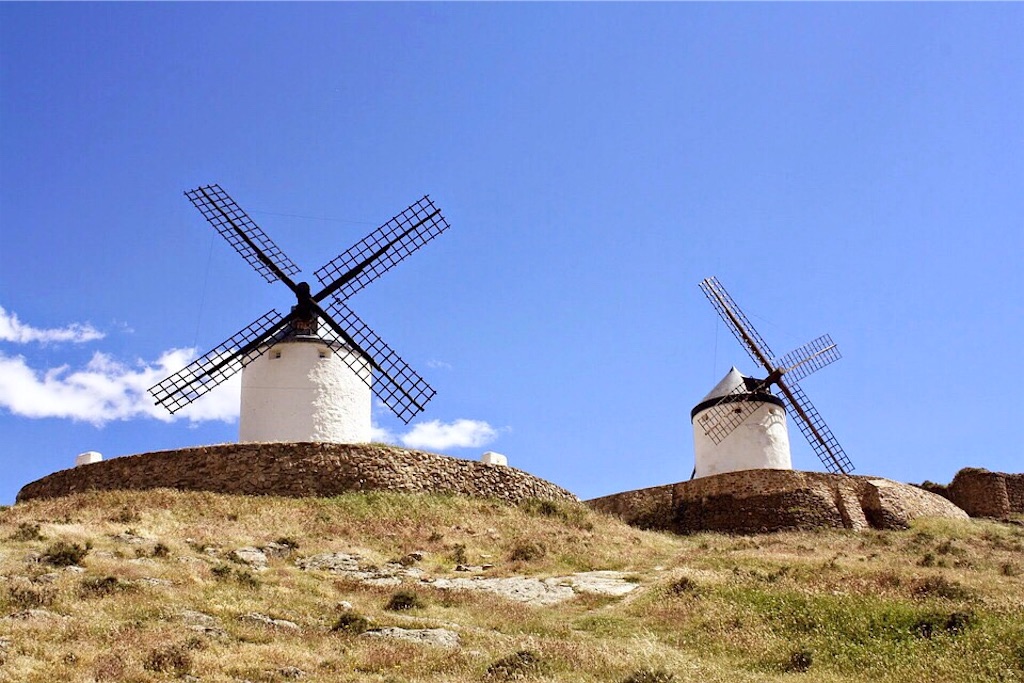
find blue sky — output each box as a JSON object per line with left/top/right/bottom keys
{"left": 1, "top": 4, "right": 1021, "bottom": 505}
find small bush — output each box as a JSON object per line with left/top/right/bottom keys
{"left": 508, "top": 540, "right": 547, "bottom": 562}
{"left": 7, "top": 581, "right": 56, "bottom": 609}
{"left": 385, "top": 590, "right": 425, "bottom": 611}
{"left": 143, "top": 644, "right": 192, "bottom": 675}
{"left": 787, "top": 648, "right": 813, "bottom": 672}
{"left": 8, "top": 522, "right": 44, "bottom": 542}
{"left": 42, "top": 540, "right": 90, "bottom": 567}
{"left": 1000, "top": 562, "right": 1019, "bottom": 577}
{"left": 110, "top": 507, "right": 139, "bottom": 524}
{"left": 80, "top": 576, "right": 131, "bottom": 598}
{"left": 448, "top": 543, "right": 468, "bottom": 565}
{"left": 486, "top": 650, "right": 542, "bottom": 680}
{"left": 911, "top": 576, "right": 973, "bottom": 601}
{"left": 620, "top": 669, "right": 676, "bottom": 683}
{"left": 666, "top": 576, "right": 699, "bottom": 596}
{"left": 331, "top": 611, "right": 370, "bottom": 634}
{"left": 151, "top": 542, "right": 170, "bottom": 558}
{"left": 210, "top": 564, "right": 260, "bottom": 589}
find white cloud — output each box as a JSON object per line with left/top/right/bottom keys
{"left": 0, "top": 349, "right": 239, "bottom": 427}
{"left": 398, "top": 419, "right": 499, "bottom": 451}
{"left": 0, "top": 306, "right": 104, "bottom": 344}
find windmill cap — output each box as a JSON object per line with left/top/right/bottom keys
{"left": 690, "top": 367, "right": 784, "bottom": 421}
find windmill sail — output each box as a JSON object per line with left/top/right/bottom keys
{"left": 698, "top": 276, "right": 854, "bottom": 474}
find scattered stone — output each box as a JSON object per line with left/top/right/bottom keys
{"left": 230, "top": 547, "right": 268, "bottom": 569}
{"left": 138, "top": 577, "right": 173, "bottom": 587}
{"left": 262, "top": 541, "right": 294, "bottom": 558}
{"left": 35, "top": 572, "right": 60, "bottom": 584}
{"left": 361, "top": 627, "right": 460, "bottom": 648}
{"left": 181, "top": 610, "right": 229, "bottom": 639}
{"left": 0, "top": 637, "right": 10, "bottom": 650}
{"left": 64, "top": 565, "right": 86, "bottom": 574}
{"left": 23, "top": 551, "right": 42, "bottom": 564}
{"left": 239, "top": 612, "right": 299, "bottom": 630}
{"left": 278, "top": 666, "right": 306, "bottom": 678}
{"left": 337, "top": 601, "right": 353, "bottom": 611}
{"left": 398, "top": 551, "right": 428, "bottom": 566}
{"left": 112, "top": 531, "right": 148, "bottom": 544}
{"left": 296, "top": 552, "right": 423, "bottom": 586}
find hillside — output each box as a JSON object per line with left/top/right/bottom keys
{"left": 0, "top": 490, "right": 1021, "bottom": 683}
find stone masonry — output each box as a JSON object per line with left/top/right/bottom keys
{"left": 920, "top": 468, "right": 1024, "bottom": 519}
{"left": 16, "top": 443, "right": 578, "bottom": 505}
{"left": 587, "top": 469, "right": 968, "bottom": 533}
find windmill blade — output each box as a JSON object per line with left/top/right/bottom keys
{"left": 313, "top": 196, "right": 449, "bottom": 303}
{"left": 186, "top": 184, "right": 302, "bottom": 285}
{"left": 774, "top": 379, "right": 853, "bottom": 474}
{"left": 775, "top": 334, "right": 842, "bottom": 384}
{"left": 149, "top": 310, "right": 286, "bottom": 413}
{"left": 696, "top": 379, "right": 765, "bottom": 444}
{"left": 319, "top": 299, "right": 436, "bottom": 424}
{"left": 699, "top": 276, "right": 777, "bottom": 370}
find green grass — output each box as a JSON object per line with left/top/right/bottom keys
{"left": 0, "top": 489, "right": 1021, "bottom": 682}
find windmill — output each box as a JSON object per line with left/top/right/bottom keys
{"left": 149, "top": 184, "right": 450, "bottom": 442}
{"left": 695, "top": 276, "right": 853, "bottom": 475}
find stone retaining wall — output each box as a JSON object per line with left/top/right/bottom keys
{"left": 587, "top": 469, "right": 968, "bottom": 533}
{"left": 926, "top": 468, "right": 1024, "bottom": 519}
{"left": 16, "top": 443, "right": 578, "bottom": 505}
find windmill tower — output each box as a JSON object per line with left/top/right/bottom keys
{"left": 149, "top": 185, "right": 450, "bottom": 443}
{"left": 694, "top": 276, "right": 853, "bottom": 476}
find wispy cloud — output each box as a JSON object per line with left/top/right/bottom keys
{"left": 0, "top": 349, "right": 238, "bottom": 427}
{"left": 397, "top": 419, "right": 499, "bottom": 450}
{"left": 0, "top": 306, "right": 104, "bottom": 344}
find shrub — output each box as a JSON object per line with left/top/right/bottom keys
{"left": 331, "top": 611, "right": 370, "bottom": 634}
{"left": 8, "top": 522, "right": 44, "bottom": 542}
{"left": 666, "top": 576, "right": 699, "bottom": 596}
{"left": 151, "top": 542, "right": 170, "bottom": 558}
{"left": 80, "top": 576, "right": 131, "bottom": 598}
{"left": 143, "top": 644, "right": 192, "bottom": 675}
{"left": 274, "top": 536, "right": 300, "bottom": 550}
{"left": 911, "top": 576, "right": 973, "bottom": 601}
{"left": 508, "top": 540, "right": 547, "bottom": 562}
{"left": 7, "top": 581, "right": 56, "bottom": 609}
{"left": 448, "top": 543, "right": 468, "bottom": 565}
{"left": 42, "top": 540, "right": 90, "bottom": 567}
{"left": 787, "top": 648, "right": 813, "bottom": 672}
{"left": 620, "top": 669, "right": 676, "bottom": 683}
{"left": 385, "top": 590, "right": 425, "bottom": 611}
{"left": 486, "top": 650, "right": 542, "bottom": 680}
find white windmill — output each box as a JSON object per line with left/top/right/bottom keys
{"left": 693, "top": 276, "right": 853, "bottom": 478}
{"left": 150, "top": 184, "right": 450, "bottom": 444}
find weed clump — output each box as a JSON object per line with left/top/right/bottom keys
{"left": 80, "top": 576, "right": 132, "bottom": 598}
{"left": 143, "top": 644, "right": 192, "bottom": 675}
{"left": 508, "top": 540, "right": 547, "bottom": 562}
{"left": 620, "top": 669, "right": 676, "bottom": 683}
{"left": 666, "top": 576, "right": 699, "bottom": 597}
{"left": 210, "top": 564, "right": 260, "bottom": 589}
{"left": 519, "top": 499, "right": 594, "bottom": 530}
{"left": 385, "top": 590, "right": 425, "bottom": 611}
{"left": 7, "top": 581, "right": 56, "bottom": 609}
{"left": 911, "top": 576, "right": 973, "bottom": 601}
{"left": 486, "top": 650, "right": 542, "bottom": 680}
{"left": 787, "top": 648, "right": 813, "bottom": 672}
{"left": 331, "top": 611, "right": 370, "bottom": 634}
{"left": 42, "top": 540, "right": 90, "bottom": 567}
{"left": 8, "top": 522, "right": 44, "bottom": 542}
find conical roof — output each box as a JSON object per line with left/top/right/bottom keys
{"left": 699, "top": 367, "right": 748, "bottom": 402}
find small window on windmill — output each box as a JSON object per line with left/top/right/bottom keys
{"left": 272, "top": 350, "right": 282, "bottom": 360}
{"left": 318, "top": 349, "right": 329, "bottom": 359}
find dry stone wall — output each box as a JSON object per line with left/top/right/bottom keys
{"left": 924, "top": 468, "right": 1024, "bottom": 519}
{"left": 587, "top": 469, "right": 968, "bottom": 533}
{"left": 16, "top": 443, "right": 578, "bottom": 505}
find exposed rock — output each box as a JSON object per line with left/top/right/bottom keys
{"left": 239, "top": 612, "right": 299, "bottom": 630}
{"left": 181, "top": 609, "right": 229, "bottom": 639}
{"left": 262, "top": 541, "right": 295, "bottom": 558}
{"left": 361, "top": 627, "right": 461, "bottom": 648}
{"left": 4, "top": 609, "right": 67, "bottom": 621}
{"left": 296, "top": 552, "right": 423, "bottom": 586}
{"left": 230, "top": 546, "right": 268, "bottom": 569}
{"left": 277, "top": 666, "right": 306, "bottom": 679}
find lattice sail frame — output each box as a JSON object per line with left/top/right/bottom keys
{"left": 698, "top": 276, "right": 853, "bottom": 474}
{"left": 150, "top": 187, "right": 450, "bottom": 423}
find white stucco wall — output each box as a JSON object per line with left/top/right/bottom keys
{"left": 691, "top": 367, "right": 793, "bottom": 478}
{"left": 239, "top": 338, "right": 372, "bottom": 444}
{"left": 692, "top": 401, "right": 793, "bottom": 478}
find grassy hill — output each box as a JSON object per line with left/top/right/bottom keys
{"left": 0, "top": 489, "right": 1021, "bottom": 683}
